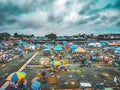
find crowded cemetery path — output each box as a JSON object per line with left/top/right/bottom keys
{"left": 25, "top": 48, "right": 120, "bottom": 90}
{"left": 0, "top": 46, "right": 120, "bottom": 90}
{"left": 0, "top": 51, "right": 38, "bottom": 88}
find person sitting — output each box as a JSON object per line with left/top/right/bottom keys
{"left": 41, "top": 71, "right": 47, "bottom": 83}
{"left": 9, "top": 81, "right": 15, "bottom": 90}
{"left": 19, "top": 78, "right": 27, "bottom": 90}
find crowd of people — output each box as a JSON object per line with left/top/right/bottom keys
{"left": 0, "top": 38, "right": 120, "bottom": 89}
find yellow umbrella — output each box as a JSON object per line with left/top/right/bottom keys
{"left": 50, "top": 61, "right": 61, "bottom": 67}
{"left": 6, "top": 72, "right": 26, "bottom": 82}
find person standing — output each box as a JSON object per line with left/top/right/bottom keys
{"left": 114, "top": 74, "right": 120, "bottom": 86}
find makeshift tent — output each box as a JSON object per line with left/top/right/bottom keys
{"left": 36, "top": 44, "right": 41, "bottom": 46}
{"left": 100, "top": 40, "right": 108, "bottom": 46}
{"left": 43, "top": 45, "right": 50, "bottom": 49}
{"left": 54, "top": 45, "right": 62, "bottom": 51}
{"left": 29, "top": 44, "right": 36, "bottom": 50}
{"left": 48, "top": 74, "right": 59, "bottom": 83}
{"left": 0, "top": 43, "right": 3, "bottom": 48}
{"left": 88, "top": 42, "right": 101, "bottom": 47}
{"left": 43, "top": 49, "right": 51, "bottom": 52}
{"left": 109, "top": 42, "right": 120, "bottom": 46}
{"left": 70, "top": 45, "right": 79, "bottom": 50}
{"left": 115, "top": 46, "right": 120, "bottom": 51}
{"left": 62, "top": 41, "right": 68, "bottom": 46}
{"left": 75, "top": 48, "right": 86, "bottom": 53}
{"left": 19, "top": 40, "right": 27, "bottom": 45}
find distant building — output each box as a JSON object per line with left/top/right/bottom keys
{"left": 97, "top": 33, "right": 120, "bottom": 40}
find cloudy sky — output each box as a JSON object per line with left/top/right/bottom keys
{"left": 0, "top": 0, "right": 120, "bottom": 36}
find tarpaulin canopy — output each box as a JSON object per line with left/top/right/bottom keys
{"left": 100, "top": 40, "right": 108, "bottom": 45}
{"left": 75, "top": 48, "right": 86, "bottom": 53}
{"left": 43, "top": 45, "right": 50, "bottom": 49}
{"left": 54, "top": 45, "right": 62, "bottom": 51}
{"left": 43, "top": 49, "right": 51, "bottom": 52}
{"left": 62, "top": 41, "right": 68, "bottom": 46}
{"left": 115, "top": 46, "right": 120, "bottom": 51}
{"left": 70, "top": 45, "right": 79, "bottom": 50}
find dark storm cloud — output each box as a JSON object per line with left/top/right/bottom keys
{"left": 48, "top": 15, "right": 63, "bottom": 24}
{"left": 0, "top": 0, "right": 120, "bottom": 35}
{"left": 76, "top": 14, "right": 100, "bottom": 25}
{"left": 116, "top": 22, "right": 120, "bottom": 26}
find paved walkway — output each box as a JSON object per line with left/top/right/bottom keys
{"left": 0, "top": 51, "right": 39, "bottom": 89}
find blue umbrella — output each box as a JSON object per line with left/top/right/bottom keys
{"left": 70, "top": 45, "right": 78, "bottom": 50}
{"left": 50, "top": 61, "right": 61, "bottom": 67}
{"left": 31, "top": 81, "right": 41, "bottom": 90}
{"left": 18, "top": 49, "right": 22, "bottom": 52}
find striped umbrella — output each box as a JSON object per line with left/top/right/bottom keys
{"left": 6, "top": 72, "right": 26, "bottom": 82}
{"left": 50, "top": 61, "right": 61, "bottom": 67}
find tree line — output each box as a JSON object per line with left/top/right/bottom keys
{"left": 0, "top": 32, "right": 57, "bottom": 41}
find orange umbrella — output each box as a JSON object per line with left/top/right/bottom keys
{"left": 0, "top": 52, "right": 4, "bottom": 56}
{"left": 24, "top": 47, "right": 30, "bottom": 51}
{"left": 75, "top": 48, "right": 86, "bottom": 53}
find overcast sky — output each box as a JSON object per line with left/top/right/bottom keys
{"left": 0, "top": 0, "right": 120, "bottom": 36}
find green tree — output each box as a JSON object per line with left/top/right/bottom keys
{"left": 0, "top": 32, "right": 11, "bottom": 40}
{"left": 14, "top": 33, "right": 19, "bottom": 38}
{"left": 45, "top": 33, "right": 57, "bottom": 40}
